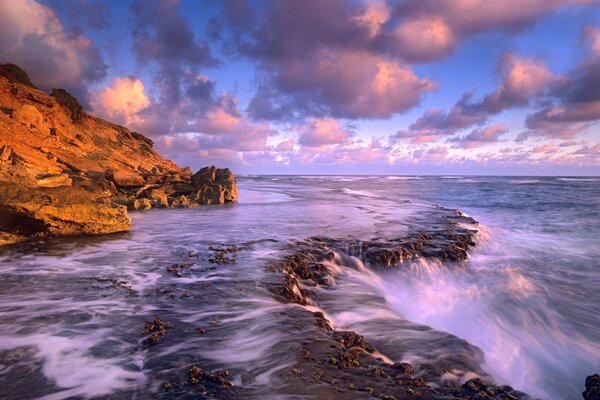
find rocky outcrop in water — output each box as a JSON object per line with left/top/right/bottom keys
{"left": 584, "top": 374, "right": 600, "bottom": 400}
{"left": 265, "top": 209, "right": 531, "bottom": 399}
{"left": 0, "top": 64, "right": 238, "bottom": 245}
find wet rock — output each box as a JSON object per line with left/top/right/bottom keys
{"left": 583, "top": 374, "right": 600, "bottom": 400}
{"left": 143, "top": 317, "right": 174, "bottom": 344}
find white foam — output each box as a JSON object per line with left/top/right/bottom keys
{"left": 0, "top": 330, "right": 145, "bottom": 399}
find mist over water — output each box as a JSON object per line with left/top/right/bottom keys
{"left": 0, "top": 176, "right": 598, "bottom": 399}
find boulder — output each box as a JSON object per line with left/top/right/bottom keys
{"left": 190, "top": 165, "right": 238, "bottom": 205}
{"left": 171, "top": 195, "right": 191, "bottom": 208}
{"left": 0, "top": 182, "right": 130, "bottom": 238}
{"left": 583, "top": 374, "right": 600, "bottom": 400}
{"left": 132, "top": 198, "right": 152, "bottom": 211}
{"left": 145, "top": 188, "right": 169, "bottom": 208}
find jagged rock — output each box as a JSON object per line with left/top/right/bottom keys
{"left": 190, "top": 166, "right": 238, "bottom": 205}
{"left": 0, "top": 144, "right": 13, "bottom": 163}
{"left": 50, "top": 88, "right": 84, "bottom": 123}
{"left": 146, "top": 188, "right": 169, "bottom": 208}
{"left": 36, "top": 173, "right": 72, "bottom": 188}
{"left": 132, "top": 198, "right": 152, "bottom": 211}
{"left": 0, "top": 63, "right": 36, "bottom": 88}
{"left": 0, "top": 64, "right": 238, "bottom": 245}
{"left": 0, "top": 180, "right": 130, "bottom": 237}
{"left": 171, "top": 195, "right": 191, "bottom": 208}
{"left": 583, "top": 374, "right": 600, "bottom": 400}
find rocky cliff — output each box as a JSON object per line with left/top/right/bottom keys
{"left": 0, "top": 64, "right": 238, "bottom": 245}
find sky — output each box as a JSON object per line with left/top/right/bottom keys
{"left": 1, "top": 0, "right": 600, "bottom": 175}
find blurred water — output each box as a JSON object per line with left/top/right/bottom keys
{"left": 0, "top": 176, "right": 598, "bottom": 399}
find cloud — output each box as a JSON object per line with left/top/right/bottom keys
{"left": 532, "top": 143, "right": 560, "bottom": 154}
{"left": 276, "top": 138, "right": 295, "bottom": 151}
{"left": 247, "top": 49, "right": 435, "bottom": 120}
{"left": 449, "top": 124, "right": 509, "bottom": 149}
{"left": 397, "top": 53, "right": 557, "bottom": 142}
{"left": 393, "top": 0, "right": 595, "bottom": 37}
{"left": 131, "top": 0, "right": 218, "bottom": 110}
{"left": 393, "top": 93, "right": 489, "bottom": 142}
{"left": 479, "top": 52, "right": 556, "bottom": 113}
{"left": 391, "top": 17, "right": 456, "bottom": 62}
{"left": 298, "top": 118, "right": 354, "bottom": 147}
{"left": 92, "top": 76, "right": 150, "bottom": 127}
{"left": 0, "top": 0, "right": 107, "bottom": 103}
{"left": 524, "top": 26, "right": 600, "bottom": 138}
{"left": 574, "top": 143, "right": 600, "bottom": 154}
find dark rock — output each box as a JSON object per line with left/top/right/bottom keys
{"left": 143, "top": 317, "right": 174, "bottom": 344}
{"left": 0, "top": 63, "right": 36, "bottom": 88}
{"left": 50, "top": 88, "right": 84, "bottom": 123}
{"left": 584, "top": 374, "right": 600, "bottom": 400}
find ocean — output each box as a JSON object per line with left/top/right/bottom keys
{"left": 0, "top": 176, "right": 598, "bottom": 399}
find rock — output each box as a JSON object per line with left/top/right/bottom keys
{"left": 190, "top": 165, "right": 238, "bottom": 205}
{"left": 171, "top": 195, "right": 191, "bottom": 208}
{"left": 132, "top": 198, "right": 152, "bottom": 211}
{"left": 146, "top": 188, "right": 169, "bottom": 208}
{"left": 0, "top": 180, "right": 130, "bottom": 237}
{"left": 50, "top": 88, "right": 84, "bottom": 123}
{"left": 0, "top": 64, "right": 239, "bottom": 245}
{"left": 0, "top": 63, "right": 36, "bottom": 88}
{"left": 13, "top": 104, "right": 44, "bottom": 129}
{"left": 0, "top": 144, "right": 13, "bottom": 163}
{"left": 36, "top": 173, "right": 72, "bottom": 188}
{"left": 107, "top": 171, "right": 145, "bottom": 188}
{"left": 583, "top": 374, "right": 600, "bottom": 400}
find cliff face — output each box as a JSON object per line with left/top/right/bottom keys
{"left": 0, "top": 64, "right": 237, "bottom": 245}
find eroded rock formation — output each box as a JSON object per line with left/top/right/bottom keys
{"left": 0, "top": 64, "right": 238, "bottom": 245}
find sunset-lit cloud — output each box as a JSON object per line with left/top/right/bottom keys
{"left": 92, "top": 76, "right": 150, "bottom": 127}
{"left": 0, "top": 0, "right": 106, "bottom": 103}
{"left": 6, "top": 0, "right": 598, "bottom": 174}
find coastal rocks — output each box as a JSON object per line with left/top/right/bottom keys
{"left": 263, "top": 209, "right": 530, "bottom": 399}
{"left": 0, "top": 64, "right": 239, "bottom": 245}
{"left": 0, "top": 179, "right": 131, "bottom": 237}
{"left": 583, "top": 374, "right": 600, "bottom": 400}
{"left": 190, "top": 166, "right": 238, "bottom": 205}
{"left": 132, "top": 198, "right": 152, "bottom": 211}
{"left": 143, "top": 317, "right": 174, "bottom": 345}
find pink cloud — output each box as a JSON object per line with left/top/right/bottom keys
{"left": 532, "top": 143, "right": 560, "bottom": 154}
{"left": 481, "top": 52, "right": 556, "bottom": 113}
{"left": 298, "top": 118, "right": 354, "bottom": 147}
{"left": 392, "top": 17, "right": 456, "bottom": 62}
{"left": 92, "top": 76, "right": 150, "bottom": 127}
{"left": 450, "top": 124, "right": 509, "bottom": 148}
{"left": 276, "top": 138, "right": 295, "bottom": 151}
{"left": 0, "top": 0, "right": 106, "bottom": 101}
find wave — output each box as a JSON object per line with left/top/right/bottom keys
{"left": 557, "top": 177, "right": 600, "bottom": 182}
{"left": 510, "top": 179, "right": 541, "bottom": 184}
{"left": 341, "top": 188, "right": 380, "bottom": 198}
{"left": 385, "top": 176, "right": 423, "bottom": 180}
